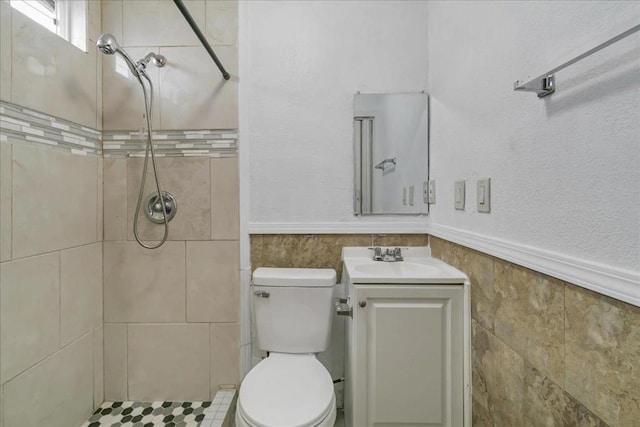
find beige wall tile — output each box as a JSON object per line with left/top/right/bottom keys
{"left": 159, "top": 46, "right": 238, "bottom": 129}
{"left": 523, "top": 362, "right": 610, "bottom": 427}
{"left": 565, "top": 284, "right": 640, "bottom": 427}
{"left": 0, "top": 142, "right": 11, "bottom": 261}
{"left": 102, "top": 45, "right": 161, "bottom": 131}
{"left": 251, "top": 234, "right": 372, "bottom": 281}
{"left": 1, "top": 252, "right": 60, "bottom": 384}
{"left": 494, "top": 260, "right": 565, "bottom": 387}
{"left": 60, "top": 243, "right": 103, "bottom": 347}
{"left": 211, "top": 158, "right": 239, "bottom": 240}
{"left": 87, "top": 0, "right": 102, "bottom": 44}
{"left": 128, "top": 324, "right": 209, "bottom": 401}
{"left": 90, "top": 0, "right": 103, "bottom": 131}
{"left": 104, "top": 323, "right": 127, "bottom": 401}
{"left": 249, "top": 235, "right": 263, "bottom": 269}
{"left": 523, "top": 363, "right": 564, "bottom": 426}
{"left": 187, "top": 241, "right": 239, "bottom": 323}
{"left": 472, "top": 396, "right": 492, "bottom": 427}
{"left": 372, "top": 234, "right": 428, "bottom": 247}
{"left": 561, "top": 390, "right": 610, "bottom": 427}
{"left": 432, "top": 239, "right": 495, "bottom": 331}
{"left": 122, "top": 0, "right": 205, "bottom": 47}
{"left": 464, "top": 249, "right": 495, "bottom": 332}
{"left": 101, "top": 0, "right": 123, "bottom": 45}
{"left": 11, "top": 11, "right": 98, "bottom": 128}
{"left": 205, "top": 1, "right": 238, "bottom": 46}
{"left": 210, "top": 323, "right": 239, "bottom": 395}
{"left": 127, "top": 157, "right": 211, "bottom": 241}
{"left": 97, "top": 157, "right": 104, "bottom": 240}
{"left": 93, "top": 326, "right": 104, "bottom": 409}
{"left": 3, "top": 333, "right": 93, "bottom": 427}
{"left": 96, "top": 43, "right": 103, "bottom": 131}
{"left": 104, "top": 241, "right": 185, "bottom": 322}
{"left": 103, "top": 158, "right": 128, "bottom": 240}
{"left": 12, "top": 145, "right": 98, "bottom": 258}
{"left": 430, "top": 236, "right": 466, "bottom": 268}
{"left": 472, "top": 320, "right": 524, "bottom": 426}
{"left": 0, "top": 0, "right": 11, "bottom": 101}
{"left": 433, "top": 237, "right": 630, "bottom": 427}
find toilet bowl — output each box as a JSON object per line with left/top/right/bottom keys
{"left": 236, "top": 268, "right": 338, "bottom": 427}
{"left": 235, "top": 353, "right": 336, "bottom": 427}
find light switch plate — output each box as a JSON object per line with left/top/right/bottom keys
{"left": 455, "top": 180, "right": 465, "bottom": 210}
{"left": 402, "top": 187, "right": 407, "bottom": 205}
{"left": 427, "top": 180, "right": 436, "bottom": 204}
{"left": 477, "top": 178, "right": 491, "bottom": 213}
{"left": 423, "top": 181, "right": 429, "bottom": 204}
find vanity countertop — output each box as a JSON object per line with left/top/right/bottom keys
{"left": 342, "top": 246, "right": 467, "bottom": 284}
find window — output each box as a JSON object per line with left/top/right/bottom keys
{"left": 10, "top": 0, "right": 87, "bottom": 51}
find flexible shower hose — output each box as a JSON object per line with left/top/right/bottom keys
{"left": 131, "top": 71, "right": 170, "bottom": 249}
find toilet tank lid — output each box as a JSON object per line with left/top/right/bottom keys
{"left": 252, "top": 267, "right": 336, "bottom": 287}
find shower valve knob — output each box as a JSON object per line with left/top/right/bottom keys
{"left": 144, "top": 191, "right": 177, "bottom": 224}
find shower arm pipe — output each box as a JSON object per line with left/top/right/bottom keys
{"left": 173, "top": 0, "right": 231, "bottom": 81}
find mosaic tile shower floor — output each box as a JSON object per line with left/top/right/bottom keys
{"left": 81, "top": 390, "right": 235, "bottom": 427}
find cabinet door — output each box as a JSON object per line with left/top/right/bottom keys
{"left": 354, "top": 285, "right": 463, "bottom": 427}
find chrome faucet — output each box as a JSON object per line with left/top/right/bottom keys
{"left": 372, "top": 247, "right": 403, "bottom": 262}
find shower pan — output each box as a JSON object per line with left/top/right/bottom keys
{"left": 97, "top": 33, "right": 176, "bottom": 249}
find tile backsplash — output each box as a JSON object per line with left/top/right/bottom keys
{"left": 250, "top": 233, "right": 429, "bottom": 281}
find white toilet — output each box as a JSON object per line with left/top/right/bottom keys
{"left": 236, "top": 267, "right": 338, "bottom": 427}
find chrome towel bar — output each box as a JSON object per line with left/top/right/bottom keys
{"left": 514, "top": 23, "right": 640, "bottom": 98}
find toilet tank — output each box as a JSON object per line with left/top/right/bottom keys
{"left": 252, "top": 267, "right": 336, "bottom": 354}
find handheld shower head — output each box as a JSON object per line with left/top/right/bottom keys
{"left": 96, "top": 33, "right": 120, "bottom": 55}
{"left": 97, "top": 32, "right": 142, "bottom": 78}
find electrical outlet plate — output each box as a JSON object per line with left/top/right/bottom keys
{"left": 428, "top": 180, "right": 436, "bottom": 204}
{"left": 477, "top": 178, "right": 491, "bottom": 213}
{"left": 455, "top": 180, "right": 465, "bottom": 210}
{"left": 409, "top": 185, "right": 415, "bottom": 206}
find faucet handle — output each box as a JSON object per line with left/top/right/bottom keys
{"left": 393, "top": 247, "right": 403, "bottom": 261}
{"left": 373, "top": 247, "right": 383, "bottom": 261}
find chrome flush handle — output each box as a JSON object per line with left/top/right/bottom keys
{"left": 336, "top": 298, "right": 352, "bottom": 317}
{"left": 253, "top": 290, "right": 270, "bottom": 298}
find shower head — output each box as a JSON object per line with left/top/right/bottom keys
{"left": 96, "top": 33, "right": 120, "bottom": 55}
{"left": 97, "top": 32, "right": 142, "bottom": 78}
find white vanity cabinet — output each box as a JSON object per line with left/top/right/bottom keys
{"left": 342, "top": 247, "right": 470, "bottom": 427}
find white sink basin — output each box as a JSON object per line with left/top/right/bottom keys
{"left": 353, "top": 262, "right": 439, "bottom": 277}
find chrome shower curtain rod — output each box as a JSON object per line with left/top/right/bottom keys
{"left": 173, "top": 0, "right": 231, "bottom": 81}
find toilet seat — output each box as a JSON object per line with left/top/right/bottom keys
{"left": 237, "top": 353, "right": 336, "bottom": 427}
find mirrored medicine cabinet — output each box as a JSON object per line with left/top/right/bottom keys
{"left": 353, "top": 92, "right": 429, "bottom": 215}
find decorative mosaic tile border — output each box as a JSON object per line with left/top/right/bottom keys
{"left": 0, "top": 101, "right": 102, "bottom": 157}
{"left": 102, "top": 130, "right": 238, "bottom": 159}
{"left": 0, "top": 101, "right": 238, "bottom": 159}
{"left": 81, "top": 389, "right": 236, "bottom": 427}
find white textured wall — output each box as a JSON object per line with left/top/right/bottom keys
{"left": 245, "top": 1, "right": 428, "bottom": 228}
{"left": 427, "top": 1, "right": 640, "bottom": 273}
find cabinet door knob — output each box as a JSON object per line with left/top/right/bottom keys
{"left": 359, "top": 300, "right": 367, "bottom": 308}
